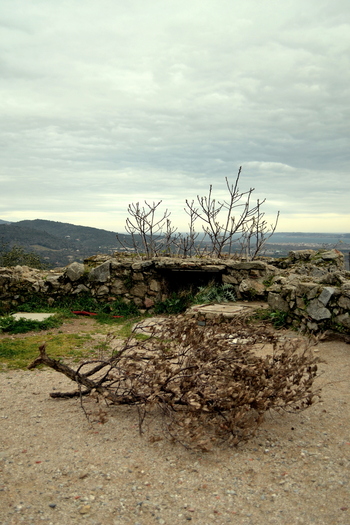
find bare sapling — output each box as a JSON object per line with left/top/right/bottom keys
{"left": 116, "top": 167, "right": 280, "bottom": 259}
{"left": 171, "top": 202, "right": 200, "bottom": 257}
{"left": 186, "top": 167, "right": 279, "bottom": 258}
{"left": 240, "top": 201, "right": 280, "bottom": 260}
{"left": 116, "top": 201, "right": 176, "bottom": 257}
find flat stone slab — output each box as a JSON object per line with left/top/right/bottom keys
{"left": 133, "top": 302, "right": 269, "bottom": 334}
{"left": 12, "top": 312, "right": 55, "bottom": 321}
{"left": 185, "top": 301, "right": 268, "bottom": 320}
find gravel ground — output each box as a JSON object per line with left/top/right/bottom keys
{"left": 1, "top": 333, "right": 350, "bottom": 525}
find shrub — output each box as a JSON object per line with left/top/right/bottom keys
{"left": 154, "top": 292, "right": 193, "bottom": 315}
{"left": 0, "top": 243, "right": 47, "bottom": 269}
{"left": 193, "top": 282, "right": 236, "bottom": 304}
{"left": 0, "top": 315, "right": 62, "bottom": 334}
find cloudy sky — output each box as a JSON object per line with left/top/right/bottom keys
{"left": 1, "top": 0, "right": 349, "bottom": 233}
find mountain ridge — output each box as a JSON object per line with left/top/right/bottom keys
{"left": 0, "top": 219, "right": 349, "bottom": 268}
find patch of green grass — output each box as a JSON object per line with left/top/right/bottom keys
{"left": 0, "top": 315, "right": 63, "bottom": 334}
{"left": 18, "top": 293, "right": 140, "bottom": 320}
{"left": 269, "top": 310, "right": 289, "bottom": 329}
{"left": 252, "top": 308, "right": 289, "bottom": 329}
{"left": 252, "top": 308, "right": 271, "bottom": 321}
{"left": 0, "top": 333, "right": 94, "bottom": 370}
{"left": 117, "top": 318, "right": 144, "bottom": 338}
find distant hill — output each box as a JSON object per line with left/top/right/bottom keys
{"left": 0, "top": 219, "right": 349, "bottom": 269}
{"left": 16, "top": 219, "right": 120, "bottom": 250}
{"left": 0, "top": 219, "right": 131, "bottom": 267}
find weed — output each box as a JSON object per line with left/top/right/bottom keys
{"left": 245, "top": 288, "right": 258, "bottom": 299}
{"left": 154, "top": 292, "right": 193, "bottom": 314}
{"left": 193, "top": 282, "right": 236, "bottom": 304}
{"left": 269, "top": 310, "right": 289, "bottom": 329}
{"left": 153, "top": 282, "right": 236, "bottom": 315}
{"left": 263, "top": 275, "right": 274, "bottom": 287}
{"left": 252, "top": 308, "right": 272, "bottom": 321}
{"left": 252, "top": 308, "right": 289, "bottom": 329}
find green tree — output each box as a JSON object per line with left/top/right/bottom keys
{"left": 0, "top": 243, "right": 47, "bottom": 269}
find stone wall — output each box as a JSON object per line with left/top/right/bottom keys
{"left": 0, "top": 249, "right": 349, "bottom": 333}
{"left": 266, "top": 250, "right": 350, "bottom": 332}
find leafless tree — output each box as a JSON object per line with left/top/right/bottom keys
{"left": 239, "top": 201, "right": 280, "bottom": 260}
{"left": 116, "top": 201, "right": 176, "bottom": 258}
{"left": 171, "top": 202, "right": 200, "bottom": 257}
{"left": 116, "top": 168, "right": 280, "bottom": 259}
{"left": 186, "top": 167, "right": 271, "bottom": 258}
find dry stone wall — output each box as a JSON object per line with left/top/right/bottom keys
{"left": 0, "top": 249, "right": 349, "bottom": 333}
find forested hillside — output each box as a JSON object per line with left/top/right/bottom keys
{"left": 0, "top": 220, "right": 124, "bottom": 267}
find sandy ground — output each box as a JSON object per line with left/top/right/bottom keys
{"left": 0, "top": 318, "right": 350, "bottom": 525}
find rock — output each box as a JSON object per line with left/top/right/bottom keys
{"left": 95, "top": 285, "right": 109, "bottom": 296}
{"left": 318, "top": 249, "right": 344, "bottom": 261}
{"left": 289, "top": 250, "right": 316, "bottom": 261}
{"left": 132, "top": 272, "right": 144, "bottom": 281}
{"left": 144, "top": 297, "right": 154, "bottom": 308}
{"left": 334, "top": 313, "right": 350, "bottom": 329}
{"left": 72, "top": 284, "right": 90, "bottom": 294}
{"left": 88, "top": 261, "right": 111, "bottom": 282}
{"left": 110, "top": 278, "right": 127, "bottom": 294}
{"left": 231, "top": 261, "right": 269, "bottom": 270}
{"left": 239, "top": 279, "right": 266, "bottom": 297}
{"left": 65, "top": 262, "right": 85, "bottom": 281}
{"left": 318, "top": 287, "right": 335, "bottom": 306}
{"left": 130, "top": 282, "right": 148, "bottom": 298}
{"left": 268, "top": 293, "right": 289, "bottom": 313}
{"left": 132, "top": 261, "right": 154, "bottom": 270}
{"left": 307, "top": 299, "right": 331, "bottom": 321}
{"left": 79, "top": 505, "right": 91, "bottom": 514}
{"left": 149, "top": 279, "right": 161, "bottom": 292}
{"left": 338, "top": 296, "right": 350, "bottom": 310}
{"left": 296, "top": 282, "right": 319, "bottom": 299}
{"left": 307, "top": 321, "right": 319, "bottom": 331}
{"left": 222, "top": 274, "right": 239, "bottom": 284}
{"left": 45, "top": 275, "right": 61, "bottom": 290}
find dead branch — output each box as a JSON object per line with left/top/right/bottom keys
{"left": 28, "top": 319, "right": 321, "bottom": 450}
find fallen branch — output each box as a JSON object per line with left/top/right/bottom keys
{"left": 28, "top": 318, "right": 321, "bottom": 450}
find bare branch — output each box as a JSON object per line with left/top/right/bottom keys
{"left": 28, "top": 317, "right": 321, "bottom": 450}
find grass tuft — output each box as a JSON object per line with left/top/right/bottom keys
{"left": 0, "top": 333, "right": 94, "bottom": 370}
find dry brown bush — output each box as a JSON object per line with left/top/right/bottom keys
{"left": 29, "top": 316, "right": 321, "bottom": 450}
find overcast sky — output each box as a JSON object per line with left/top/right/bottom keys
{"left": 1, "top": 0, "right": 349, "bottom": 233}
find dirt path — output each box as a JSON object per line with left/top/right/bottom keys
{"left": 1, "top": 320, "right": 350, "bottom": 525}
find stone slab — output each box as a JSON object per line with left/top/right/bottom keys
{"left": 133, "top": 303, "right": 268, "bottom": 336}
{"left": 186, "top": 301, "right": 268, "bottom": 320}
{"left": 12, "top": 312, "right": 55, "bottom": 321}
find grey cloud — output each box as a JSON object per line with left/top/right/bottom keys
{"left": 0, "top": 0, "right": 349, "bottom": 232}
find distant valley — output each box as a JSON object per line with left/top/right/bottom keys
{"left": 0, "top": 219, "right": 349, "bottom": 268}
